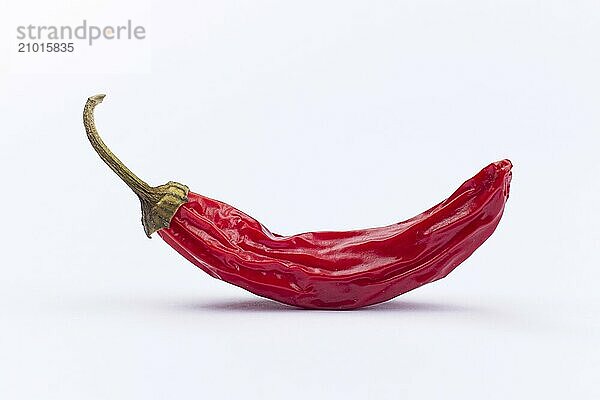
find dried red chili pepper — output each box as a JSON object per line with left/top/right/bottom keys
{"left": 84, "top": 94, "right": 512, "bottom": 310}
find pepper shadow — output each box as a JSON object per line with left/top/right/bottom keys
{"left": 177, "top": 298, "right": 479, "bottom": 313}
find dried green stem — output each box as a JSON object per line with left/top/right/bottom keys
{"left": 83, "top": 94, "right": 189, "bottom": 237}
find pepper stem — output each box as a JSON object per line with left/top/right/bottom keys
{"left": 83, "top": 94, "right": 189, "bottom": 237}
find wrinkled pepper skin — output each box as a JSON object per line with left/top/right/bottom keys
{"left": 158, "top": 160, "right": 512, "bottom": 310}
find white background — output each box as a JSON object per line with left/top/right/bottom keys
{"left": 1, "top": 1, "right": 599, "bottom": 399}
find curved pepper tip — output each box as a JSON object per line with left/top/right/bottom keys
{"left": 496, "top": 159, "right": 513, "bottom": 172}
{"left": 495, "top": 159, "right": 513, "bottom": 198}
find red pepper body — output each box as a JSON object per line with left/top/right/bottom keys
{"left": 158, "top": 160, "right": 512, "bottom": 310}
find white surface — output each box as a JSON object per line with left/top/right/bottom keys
{"left": 1, "top": 1, "right": 599, "bottom": 399}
